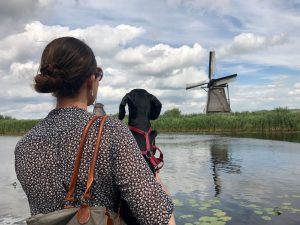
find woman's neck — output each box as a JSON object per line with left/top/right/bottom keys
{"left": 56, "top": 96, "right": 88, "bottom": 110}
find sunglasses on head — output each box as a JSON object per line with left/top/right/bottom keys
{"left": 95, "top": 67, "right": 103, "bottom": 81}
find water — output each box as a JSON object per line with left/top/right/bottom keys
{"left": 0, "top": 137, "right": 28, "bottom": 225}
{"left": 1, "top": 135, "right": 300, "bottom": 225}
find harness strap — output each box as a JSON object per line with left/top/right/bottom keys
{"left": 129, "top": 126, "right": 164, "bottom": 171}
{"left": 128, "top": 126, "right": 152, "bottom": 152}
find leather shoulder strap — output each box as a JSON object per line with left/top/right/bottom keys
{"left": 82, "top": 115, "right": 108, "bottom": 200}
{"left": 65, "top": 115, "right": 100, "bottom": 202}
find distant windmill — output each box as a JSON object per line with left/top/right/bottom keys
{"left": 186, "top": 51, "right": 237, "bottom": 113}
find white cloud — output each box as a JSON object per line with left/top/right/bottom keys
{"left": 98, "top": 86, "right": 127, "bottom": 103}
{"left": 0, "top": 21, "right": 145, "bottom": 68}
{"left": 294, "top": 83, "right": 300, "bottom": 89}
{"left": 23, "top": 103, "right": 53, "bottom": 113}
{"left": 80, "top": 24, "right": 145, "bottom": 56}
{"left": 218, "top": 33, "right": 288, "bottom": 57}
{"left": 230, "top": 74, "right": 300, "bottom": 112}
{"left": 115, "top": 43, "right": 206, "bottom": 76}
{"left": 2, "top": 102, "right": 54, "bottom": 119}
{"left": 0, "top": 62, "right": 38, "bottom": 99}
{"left": 1, "top": 0, "right": 300, "bottom": 119}
{"left": 288, "top": 82, "right": 300, "bottom": 96}
{"left": 151, "top": 67, "right": 207, "bottom": 90}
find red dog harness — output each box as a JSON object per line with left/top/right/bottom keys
{"left": 128, "top": 126, "right": 164, "bottom": 171}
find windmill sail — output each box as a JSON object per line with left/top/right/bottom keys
{"left": 212, "top": 74, "right": 237, "bottom": 87}
{"left": 186, "top": 81, "right": 208, "bottom": 90}
{"left": 208, "top": 51, "right": 215, "bottom": 80}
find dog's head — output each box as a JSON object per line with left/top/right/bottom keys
{"left": 118, "top": 89, "right": 162, "bottom": 121}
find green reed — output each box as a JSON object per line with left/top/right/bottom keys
{"left": 152, "top": 108, "right": 300, "bottom": 133}
{"left": 0, "top": 119, "right": 39, "bottom": 135}
{"left": 1, "top": 108, "right": 300, "bottom": 135}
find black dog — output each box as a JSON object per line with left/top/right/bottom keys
{"left": 118, "top": 89, "right": 164, "bottom": 225}
{"left": 119, "top": 88, "right": 163, "bottom": 173}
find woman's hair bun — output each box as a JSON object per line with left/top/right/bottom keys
{"left": 34, "top": 73, "right": 63, "bottom": 93}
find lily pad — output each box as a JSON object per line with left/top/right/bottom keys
{"left": 282, "top": 203, "right": 292, "bottom": 206}
{"left": 289, "top": 208, "right": 300, "bottom": 213}
{"left": 208, "top": 199, "right": 220, "bottom": 204}
{"left": 189, "top": 199, "right": 199, "bottom": 207}
{"left": 277, "top": 194, "right": 289, "bottom": 198}
{"left": 254, "top": 210, "right": 263, "bottom": 215}
{"left": 189, "top": 199, "right": 197, "bottom": 204}
{"left": 199, "top": 216, "right": 218, "bottom": 222}
{"left": 261, "top": 216, "right": 272, "bottom": 221}
{"left": 219, "top": 216, "right": 232, "bottom": 222}
{"left": 173, "top": 198, "right": 184, "bottom": 207}
{"left": 201, "top": 203, "right": 212, "bottom": 208}
{"left": 211, "top": 209, "right": 222, "bottom": 213}
{"left": 210, "top": 221, "right": 226, "bottom": 225}
{"left": 263, "top": 208, "right": 274, "bottom": 212}
{"left": 248, "top": 204, "right": 259, "bottom": 208}
{"left": 180, "top": 214, "right": 194, "bottom": 219}
{"left": 197, "top": 222, "right": 209, "bottom": 225}
{"left": 282, "top": 205, "right": 292, "bottom": 210}
{"left": 213, "top": 211, "right": 226, "bottom": 217}
{"left": 199, "top": 207, "right": 208, "bottom": 211}
{"left": 266, "top": 211, "right": 277, "bottom": 216}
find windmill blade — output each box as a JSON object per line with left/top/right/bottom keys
{"left": 212, "top": 74, "right": 237, "bottom": 86}
{"left": 186, "top": 80, "right": 208, "bottom": 90}
{"left": 208, "top": 51, "right": 215, "bottom": 81}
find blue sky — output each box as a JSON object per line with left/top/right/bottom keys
{"left": 0, "top": 0, "right": 300, "bottom": 118}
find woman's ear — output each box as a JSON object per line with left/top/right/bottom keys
{"left": 119, "top": 93, "right": 129, "bottom": 120}
{"left": 86, "top": 75, "right": 97, "bottom": 106}
{"left": 149, "top": 95, "right": 162, "bottom": 120}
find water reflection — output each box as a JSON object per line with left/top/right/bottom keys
{"left": 210, "top": 140, "right": 241, "bottom": 197}
{"left": 222, "top": 132, "right": 300, "bottom": 143}
{"left": 2, "top": 135, "right": 300, "bottom": 225}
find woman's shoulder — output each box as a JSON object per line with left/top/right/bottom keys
{"left": 14, "top": 119, "right": 46, "bottom": 155}
{"left": 104, "top": 116, "right": 135, "bottom": 142}
{"left": 105, "top": 116, "right": 127, "bottom": 129}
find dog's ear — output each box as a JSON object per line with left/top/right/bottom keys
{"left": 119, "top": 93, "right": 129, "bottom": 120}
{"left": 149, "top": 95, "right": 162, "bottom": 120}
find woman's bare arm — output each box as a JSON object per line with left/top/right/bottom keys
{"left": 155, "top": 172, "right": 176, "bottom": 225}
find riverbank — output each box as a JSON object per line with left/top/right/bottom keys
{"left": 1, "top": 108, "right": 300, "bottom": 136}
{"left": 152, "top": 108, "right": 300, "bottom": 133}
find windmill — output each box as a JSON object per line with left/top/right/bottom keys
{"left": 186, "top": 51, "right": 237, "bottom": 113}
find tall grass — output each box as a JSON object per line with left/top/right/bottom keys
{"left": 152, "top": 108, "right": 300, "bottom": 133}
{"left": 0, "top": 119, "right": 39, "bottom": 135}
{"left": 1, "top": 108, "right": 300, "bottom": 135}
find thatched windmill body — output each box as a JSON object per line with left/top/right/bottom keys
{"left": 186, "top": 51, "right": 237, "bottom": 113}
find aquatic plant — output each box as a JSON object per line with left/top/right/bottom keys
{"left": 174, "top": 192, "right": 300, "bottom": 224}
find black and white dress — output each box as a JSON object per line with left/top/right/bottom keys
{"left": 15, "top": 107, "right": 173, "bottom": 225}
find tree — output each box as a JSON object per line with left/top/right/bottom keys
{"left": 163, "top": 108, "right": 181, "bottom": 117}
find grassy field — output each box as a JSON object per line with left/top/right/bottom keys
{"left": 152, "top": 108, "right": 300, "bottom": 133}
{"left": 0, "top": 119, "right": 40, "bottom": 136}
{"left": 1, "top": 108, "right": 300, "bottom": 135}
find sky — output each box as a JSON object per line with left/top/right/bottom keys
{"left": 0, "top": 0, "right": 300, "bottom": 119}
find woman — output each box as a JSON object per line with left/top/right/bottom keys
{"left": 15, "top": 37, "right": 175, "bottom": 225}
